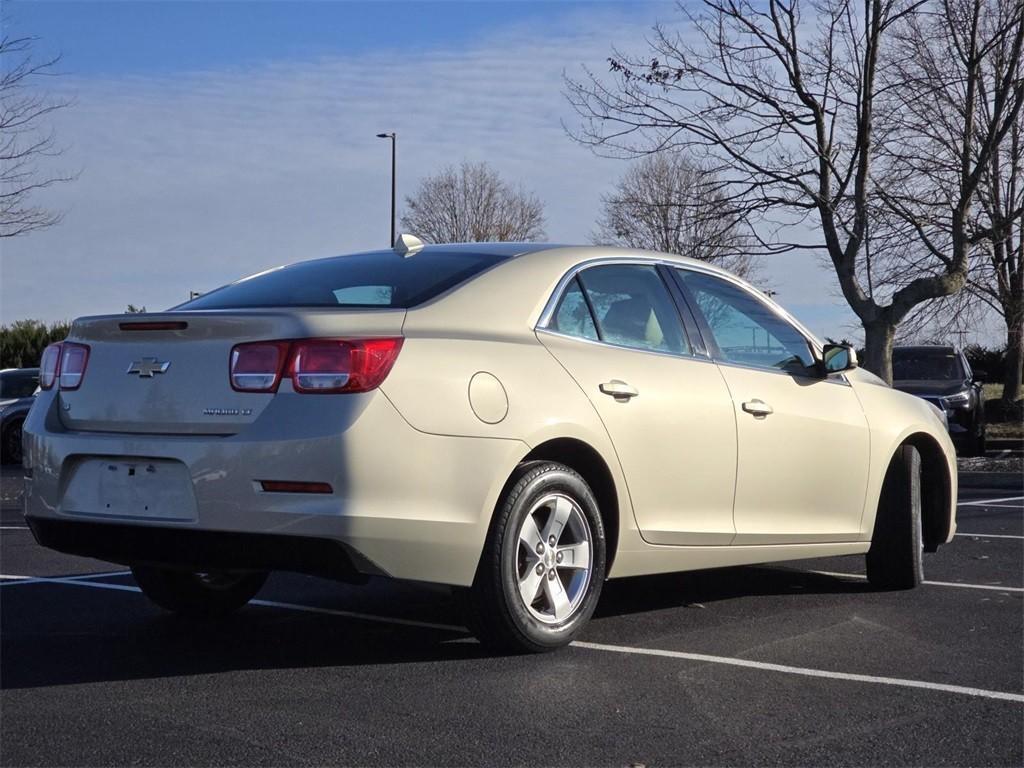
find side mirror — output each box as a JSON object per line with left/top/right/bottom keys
{"left": 822, "top": 343, "right": 858, "bottom": 375}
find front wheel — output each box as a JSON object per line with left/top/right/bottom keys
{"left": 866, "top": 445, "right": 923, "bottom": 590}
{"left": 464, "top": 461, "right": 606, "bottom": 653}
{"left": 131, "top": 566, "right": 268, "bottom": 617}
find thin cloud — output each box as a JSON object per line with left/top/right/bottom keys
{"left": 1, "top": 5, "right": 853, "bottom": 339}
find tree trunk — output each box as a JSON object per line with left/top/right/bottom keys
{"left": 862, "top": 320, "right": 897, "bottom": 384}
{"left": 1002, "top": 317, "right": 1023, "bottom": 408}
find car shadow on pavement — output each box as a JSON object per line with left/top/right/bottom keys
{"left": 1, "top": 564, "right": 869, "bottom": 690}
{"left": 594, "top": 564, "right": 873, "bottom": 619}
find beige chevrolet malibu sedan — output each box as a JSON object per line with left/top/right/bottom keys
{"left": 23, "top": 238, "right": 957, "bottom": 652}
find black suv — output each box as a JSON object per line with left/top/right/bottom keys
{"left": 892, "top": 346, "right": 986, "bottom": 456}
{"left": 0, "top": 368, "right": 40, "bottom": 465}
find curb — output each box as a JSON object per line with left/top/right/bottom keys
{"left": 958, "top": 471, "right": 1024, "bottom": 490}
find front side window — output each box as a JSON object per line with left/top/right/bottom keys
{"left": 576, "top": 265, "right": 689, "bottom": 354}
{"left": 677, "top": 269, "right": 814, "bottom": 374}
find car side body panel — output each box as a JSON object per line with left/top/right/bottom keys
{"left": 847, "top": 368, "right": 958, "bottom": 545}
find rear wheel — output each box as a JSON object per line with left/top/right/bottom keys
{"left": 464, "top": 461, "right": 606, "bottom": 653}
{"left": 131, "top": 566, "right": 268, "bottom": 617}
{"left": 866, "top": 445, "right": 923, "bottom": 590}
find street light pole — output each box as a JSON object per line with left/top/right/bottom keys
{"left": 376, "top": 132, "right": 396, "bottom": 245}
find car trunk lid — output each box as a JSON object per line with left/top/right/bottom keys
{"left": 58, "top": 309, "right": 405, "bottom": 435}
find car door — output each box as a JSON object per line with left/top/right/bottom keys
{"left": 537, "top": 263, "right": 738, "bottom": 545}
{"left": 673, "top": 268, "right": 870, "bottom": 544}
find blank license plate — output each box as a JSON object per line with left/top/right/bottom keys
{"left": 63, "top": 458, "right": 198, "bottom": 522}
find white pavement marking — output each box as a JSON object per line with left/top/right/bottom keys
{"left": 1, "top": 574, "right": 464, "bottom": 632}
{"left": 570, "top": 641, "right": 1024, "bottom": 704}
{"left": 0, "top": 570, "right": 132, "bottom": 585}
{"left": 0, "top": 526, "right": 29, "bottom": 530}
{"left": 809, "top": 569, "right": 1023, "bottom": 593}
{"left": 958, "top": 496, "right": 1024, "bottom": 507}
{"left": 955, "top": 532, "right": 1024, "bottom": 540}
{"left": 6, "top": 572, "right": 1024, "bottom": 704}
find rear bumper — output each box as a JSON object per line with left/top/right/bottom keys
{"left": 21, "top": 389, "right": 528, "bottom": 586}
{"left": 26, "top": 517, "right": 376, "bottom": 582}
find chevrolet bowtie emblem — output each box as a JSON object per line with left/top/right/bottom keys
{"left": 127, "top": 358, "right": 171, "bottom": 378}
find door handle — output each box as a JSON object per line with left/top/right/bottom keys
{"left": 742, "top": 399, "right": 773, "bottom": 417}
{"left": 599, "top": 380, "right": 639, "bottom": 401}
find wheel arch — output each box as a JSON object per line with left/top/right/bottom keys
{"left": 898, "top": 432, "right": 954, "bottom": 551}
{"left": 517, "top": 437, "right": 621, "bottom": 575}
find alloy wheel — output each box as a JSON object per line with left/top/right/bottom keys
{"left": 515, "top": 492, "right": 593, "bottom": 624}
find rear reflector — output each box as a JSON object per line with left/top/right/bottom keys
{"left": 39, "top": 343, "right": 62, "bottom": 390}
{"left": 119, "top": 321, "right": 188, "bottom": 331}
{"left": 59, "top": 343, "right": 90, "bottom": 390}
{"left": 259, "top": 480, "right": 333, "bottom": 494}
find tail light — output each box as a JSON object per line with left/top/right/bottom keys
{"left": 59, "top": 343, "right": 90, "bottom": 390}
{"left": 39, "top": 342, "right": 90, "bottom": 391}
{"left": 39, "top": 344, "right": 62, "bottom": 390}
{"left": 230, "top": 342, "right": 290, "bottom": 392}
{"left": 229, "top": 338, "right": 403, "bottom": 395}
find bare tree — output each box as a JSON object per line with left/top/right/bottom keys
{"left": 566, "top": 0, "right": 1024, "bottom": 381}
{"left": 1, "top": 31, "right": 73, "bottom": 238}
{"left": 973, "top": 0, "right": 1024, "bottom": 408}
{"left": 593, "top": 153, "right": 757, "bottom": 279}
{"left": 867, "top": 0, "right": 1024, "bottom": 378}
{"left": 401, "top": 161, "right": 546, "bottom": 243}
{"left": 893, "top": 10, "right": 1024, "bottom": 409}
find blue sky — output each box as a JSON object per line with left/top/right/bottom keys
{"left": 13, "top": 1, "right": 608, "bottom": 75}
{"left": 4, "top": 0, "right": 983, "bottom": 344}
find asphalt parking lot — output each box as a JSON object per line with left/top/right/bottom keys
{"left": 1, "top": 466, "right": 1021, "bottom": 767}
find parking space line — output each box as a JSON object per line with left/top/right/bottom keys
{"left": 808, "top": 570, "right": 1023, "bottom": 592}
{"left": 2, "top": 574, "right": 465, "bottom": 632}
{"left": 570, "top": 641, "right": 1024, "bottom": 703}
{"left": 5, "top": 571, "right": 1023, "bottom": 704}
{"left": 958, "top": 496, "right": 1024, "bottom": 507}
{"left": 0, "top": 526, "right": 29, "bottom": 530}
{"left": 955, "top": 532, "right": 1024, "bottom": 540}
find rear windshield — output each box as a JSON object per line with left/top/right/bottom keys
{"left": 893, "top": 349, "right": 965, "bottom": 381}
{"left": 176, "top": 249, "right": 509, "bottom": 310}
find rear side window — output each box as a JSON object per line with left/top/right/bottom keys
{"left": 178, "top": 249, "right": 508, "bottom": 310}
{"left": 577, "top": 265, "right": 689, "bottom": 354}
{"left": 550, "top": 277, "right": 599, "bottom": 341}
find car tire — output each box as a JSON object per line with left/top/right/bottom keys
{"left": 966, "top": 425, "right": 986, "bottom": 457}
{"left": 866, "top": 444, "right": 923, "bottom": 590}
{"left": 1, "top": 419, "right": 24, "bottom": 465}
{"left": 131, "top": 566, "right": 268, "bottom": 617}
{"left": 464, "top": 461, "right": 606, "bottom": 653}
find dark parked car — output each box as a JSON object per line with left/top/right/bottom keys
{"left": 0, "top": 368, "right": 39, "bottom": 464}
{"left": 892, "top": 346, "right": 986, "bottom": 456}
